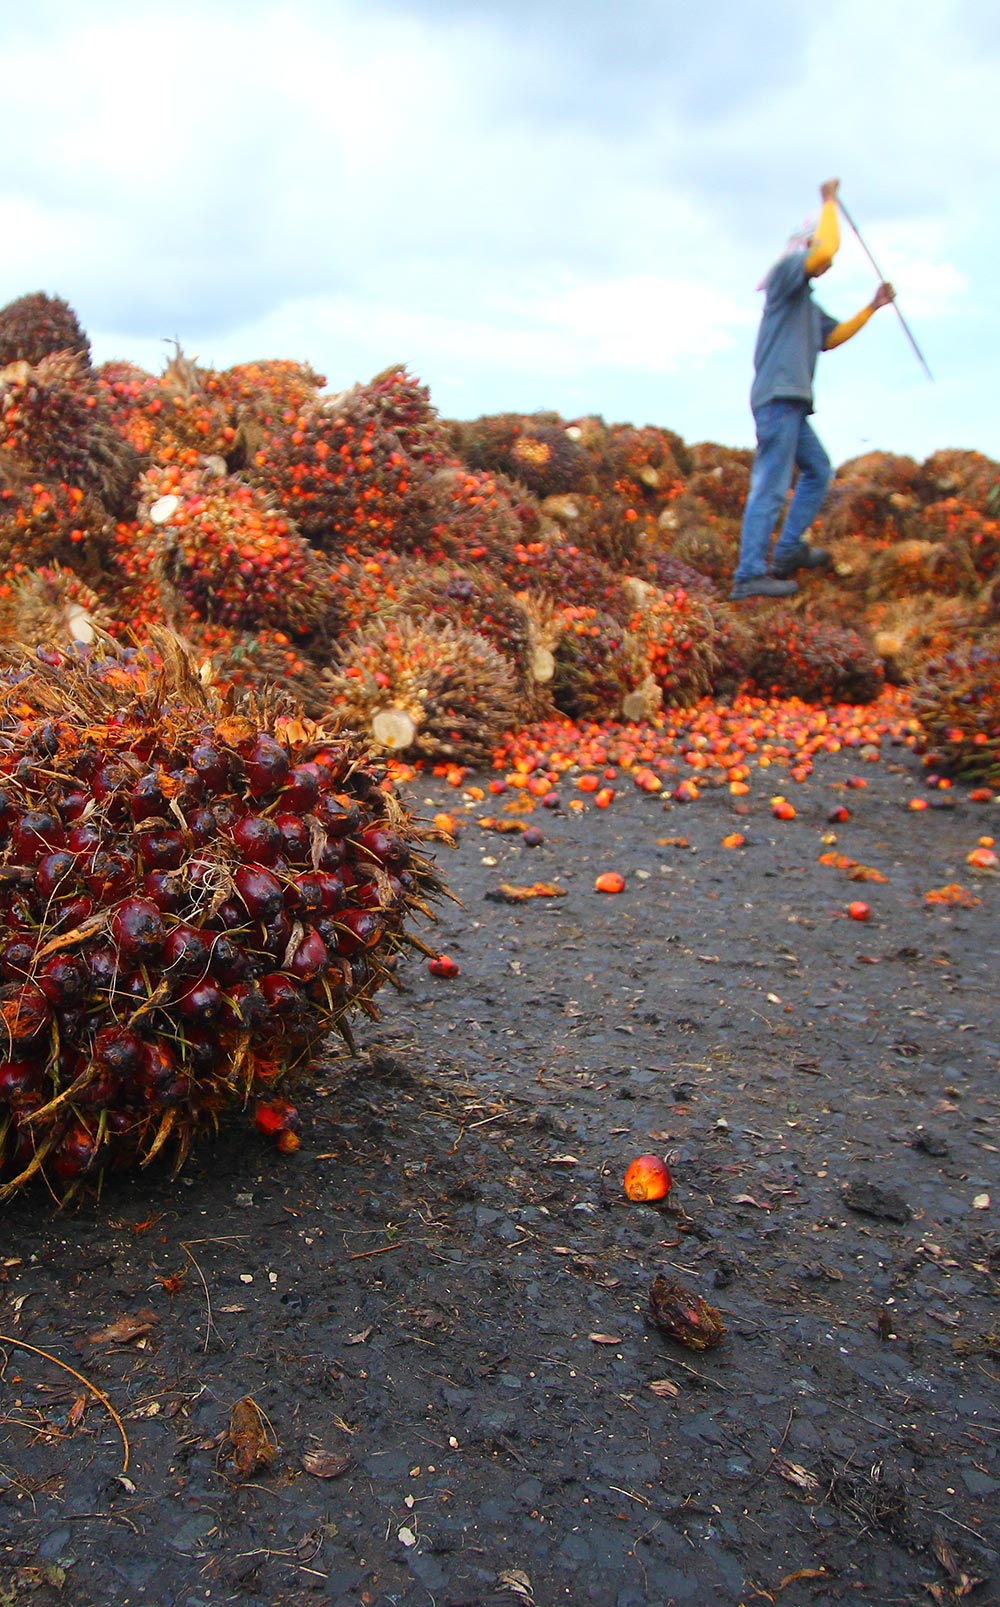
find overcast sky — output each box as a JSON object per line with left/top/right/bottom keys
{"left": 2, "top": 0, "right": 996, "bottom": 468}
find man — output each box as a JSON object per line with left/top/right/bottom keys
{"left": 730, "top": 177, "right": 896, "bottom": 601}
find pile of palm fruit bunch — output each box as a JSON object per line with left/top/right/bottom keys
{"left": 2, "top": 287, "right": 998, "bottom": 777}
{"left": 0, "top": 630, "right": 449, "bottom": 1201}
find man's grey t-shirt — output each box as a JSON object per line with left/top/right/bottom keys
{"left": 750, "top": 251, "right": 838, "bottom": 415}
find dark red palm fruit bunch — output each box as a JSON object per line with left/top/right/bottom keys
{"left": 743, "top": 611, "right": 885, "bottom": 706}
{"left": 0, "top": 630, "right": 448, "bottom": 1202}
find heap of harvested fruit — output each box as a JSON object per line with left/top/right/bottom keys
{"left": 912, "top": 632, "right": 1000, "bottom": 784}
{"left": 0, "top": 631, "right": 448, "bottom": 1201}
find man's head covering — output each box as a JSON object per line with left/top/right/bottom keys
{"left": 757, "top": 219, "right": 817, "bottom": 291}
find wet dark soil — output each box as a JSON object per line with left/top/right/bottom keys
{"left": 1, "top": 745, "right": 998, "bottom": 1607}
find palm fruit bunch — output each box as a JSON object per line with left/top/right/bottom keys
{"left": 911, "top": 631, "right": 1000, "bottom": 784}
{"left": 565, "top": 487, "right": 653, "bottom": 572}
{"left": 657, "top": 496, "right": 740, "bottom": 590}
{"left": 684, "top": 446, "right": 753, "bottom": 523}
{"left": 391, "top": 562, "right": 533, "bottom": 695}
{"left": 816, "top": 451, "right": 920, "bottom": 546}
{"left": 247, "top": 387, "right": 412, "bottom": 552}
{"left": 128, "top": 347, "right": 233, "bottom": 468}
{"left": 137, "top": 466, "right": 340, "bottom": 635}
{"left": 503, "top": 538, "right": 631, "bottom": 621}
{"left": 0, "top": 351, "right": 142, "bottom": 522}
{"left": 626, "top": 588, "right": 721, "bottom": 709}
{"left": 0, "top": 478, "right": 113, "bottom": 581}
{"left": 323, "top": 616, "right": 519, "bottom": 766}
{"left": 600, "top": 428, "right": 690, "bottom": 535}
{"left": 0, "top": 563, "right": 109, "bottom": 650}
{"left": 406, "top": 466, "right": 528, "bottom": 569}
{"left": 864, "top": 537, "right": 979, "bottom": 603}
{"left": 0, "top": 292, "right": 91, "bottom": 370}
{"left": 452, "top": 412, "right": 593, "bottom": 499}
{"left": 188, "top": 624, "right": 326, "bottom": 717}
{"left": 549, "top": 606, "right": 652, "bottom": 724}
{"left": 649, "top": 553, "right": 720, "bottom": 599}
{"left": 917, "top": 448, "right": 1000, "bottom": 512}
{"left": 359, "top": 365, "right": 453, "bottom": 471}
{"left": 206, "top": 359, "right": 326, "bottom": 425}
{"left": 0, "top": 631, "right": 448, "bottom": 1202}
{"left": 867, "top": 596, "right": 978, "bottom": 685}
{"left": 743, "top": 613, "right": 884, "bottom": 705}
{"left": 919, "top": 500, "right": 1000, "bottom": 583}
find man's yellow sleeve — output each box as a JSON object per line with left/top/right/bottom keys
{"left": 804, "top": 199, "right": 840, "bottom": 277}
{"left": 824, "top": 305, "right": 874, "bottom": 350}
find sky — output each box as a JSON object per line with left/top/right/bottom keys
{"left": 1, "top": 0, "right": 997, "bottom": 469}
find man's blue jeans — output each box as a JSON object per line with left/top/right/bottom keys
{"left": 733, "top": 399, "right": 832, "bottom": 583}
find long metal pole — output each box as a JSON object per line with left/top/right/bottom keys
{"left": 837, "top": 196, "right": 934, "bottom": 381}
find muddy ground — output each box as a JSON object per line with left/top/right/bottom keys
{"left": 1, "top": 739, "right": 998, "bottom": 1607}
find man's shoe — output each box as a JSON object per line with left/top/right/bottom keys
{"left": 730, "top": 574, "right": 799, "bottom": 601}
{"left": 772, "top": 543, "right": 832, "bottom": 578}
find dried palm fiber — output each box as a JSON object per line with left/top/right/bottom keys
{"left": 0, "top": 627, "right": 450, "bottom": 1201}
{"left": 450, "top": 411, "right": 593, "bottom": 499}
{"left": 742, "top": 609, "right": 884, "bottom": 705}
{"left": 137, "top": 465, "right": 339, "bottom": 634}
{"left": 549, "top": 606, "right": 655, "bottom": 725}
{"left": 0, "top": 292, "right": 91, "bottom": 370}
{"left": 816, "top": 452, "right": 921, "bottom": 545}
{"left": 0, "top": 563, "right": 110, "bottom": 648}
{"left": 0, "top": 351, "right": 142, "bottom": 520}
{"left": 864, "top": 538, "right": 980, "bottom": 603}
{"left": 868, "top": 595, "right": 979, "bottom": 685}
{"left": 911, "top": 627, "right": 1000, "bottom": 784}
{"left": 322, "top": 616, "right": 519, "bottom": 766}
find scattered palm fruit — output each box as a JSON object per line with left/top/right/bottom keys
{"left": 847, "top": 901, "right": 872, "bottom": 921}
{"left": 624, "top": 1154, "right": 672, "bottom": 1202}
{"left": 594, "top": 871, "right": 625, "bottom": 894}
{"left": 0, "top": 631, "right": 448, "bottom": 1202}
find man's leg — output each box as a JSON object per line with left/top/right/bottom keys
{"left": 771, "top": 416, "right": 833, "bottom": 568}
{"left": 732, "top": 401, "right": 803, "bottom": 585}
